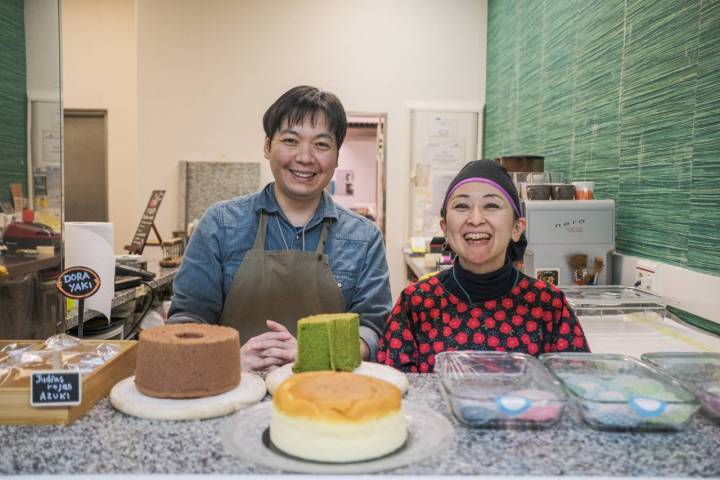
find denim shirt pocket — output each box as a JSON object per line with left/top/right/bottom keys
{"left": 331, "top": 269, "right": 358, "bottom": 301}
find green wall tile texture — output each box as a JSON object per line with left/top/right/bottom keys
{"left": 0, "top": 0, "right": 27, "bottom": 206}
{"left": 485, "top": 0, "right": 720, "bottom": 277}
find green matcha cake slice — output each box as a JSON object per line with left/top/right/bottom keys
{"left": 293, "top": 313, "right": 361, "bottom": 373}
{"left": 327, "top": 313, "right": 361, "bottom": 371}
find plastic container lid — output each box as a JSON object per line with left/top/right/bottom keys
{"left": 641, "top": 352, "right": 720, "bottom": 420}
{"left": 561, "top": 285, "right": 667, "bottom": 318}
{"left": 542, "top": 353, "right": 699, "bottom": 431}
{"left": 562, "top": 286, "right": 666, "bottom": 307}
{"left": 436, "top": 351, "right": 567, "bottom": 428}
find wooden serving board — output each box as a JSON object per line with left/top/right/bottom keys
{"left": 0, "top": 340, "right": 137, "bottom": 425}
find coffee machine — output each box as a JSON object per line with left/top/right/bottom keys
{"left": 521, "top": 200, "right": 615, "bottom": 286}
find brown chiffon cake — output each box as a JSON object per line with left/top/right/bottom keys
{"left": 134, "top": 324, "right": 241, "bottom": 398}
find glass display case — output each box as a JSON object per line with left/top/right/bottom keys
{"left": 0, "top": 0, "right": 63, "bottom": 339}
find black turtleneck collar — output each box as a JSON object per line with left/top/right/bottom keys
{"left": 438, "top": 259, "right": 518, "bottom": 304}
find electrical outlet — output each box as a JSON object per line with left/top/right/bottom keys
{"left": 635, "top": 260, "right": 657, "bottom": 291}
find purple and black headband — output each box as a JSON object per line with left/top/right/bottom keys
{"left": 440, "top": 160, "right": 521, "bottom": 218}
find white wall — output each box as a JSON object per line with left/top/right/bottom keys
{"left": 136, "top": 0, "right": 487, "bottom": 297}
{"left": 61, "top": 0, "right": 138, "bottom": 251}
{"left": 333, "top": 128, "right": 377, "bottom": 211}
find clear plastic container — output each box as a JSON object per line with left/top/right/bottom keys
{"left": 562, "top": 285, "right": 667, "bottom": 320}
{"left": 572, "top": 181, "right": 594, "bottom": 200}
{"left": 436, "top": 351, "right": 568, "bottom": 429}
{"left": 542, "top": 353, "right": 699, "bottom": 431}
{"left": 551, "top": 184, "right": 575, "bottom": 200}
{"left": 525, "top": 184, "right": 552, "bottom": 200}
{"left": 641, "top": 352, "right": 720, "bottom": 420}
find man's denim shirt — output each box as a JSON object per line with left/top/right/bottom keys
{"left": 169, "top": 183, "right": 392, "bottom": 358}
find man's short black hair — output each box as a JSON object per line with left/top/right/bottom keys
{"left": 263, "top": 85, "right": 347, "bottom": 149}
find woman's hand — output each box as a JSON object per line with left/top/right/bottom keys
{"left": 360, "top": 339, "right": 370, "bottom": 361}
{"left": 240, "top": 320, "right": 297, "bottom": 372}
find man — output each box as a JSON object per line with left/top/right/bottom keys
{"left": 169, "top": 86, "right": 392, "bottom": 371}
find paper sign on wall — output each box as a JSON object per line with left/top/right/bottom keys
{"left": 425, "top": 140, "right": 465, "bottom": 170}
{"left": 430, "top": 116, "right": 457, "bottom": 137}
{"left": 430, "top": 173, "right": 456, "bottom": 215}
{"left": 42, "top": 129, "right": 62, "bottom": 166}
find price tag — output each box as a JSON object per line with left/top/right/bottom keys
{"left": 56, "top": 266, "right": 101, "bottom": 299}
{"left": 30, "top": 371, "right": 82, "bottom": 407}
{"left": 55, "top": 266, "right": 101, "bottom": 338}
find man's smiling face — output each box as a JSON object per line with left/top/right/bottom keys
{"left": 265, "top": 113, "right": 339, "bottom": 205}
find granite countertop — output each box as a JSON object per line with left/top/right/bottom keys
{"left": 1, "top": 374, "right": 719, "bottom": 476}
{"left": 110, "top": 263, "right": 178, "bottom": 308}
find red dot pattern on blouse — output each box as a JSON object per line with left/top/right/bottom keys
{"left": 376, "top": 274, "right": 589, "bottom": 373}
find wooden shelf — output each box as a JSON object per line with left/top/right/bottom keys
{"left": 0, "top": 254, "right": 60, "bottom": 279}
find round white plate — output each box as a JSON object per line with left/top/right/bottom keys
{"left": 265, "top": 361, "right": 409, "bottom": 395}
{"left": 221, "top": 401, "right": 453, "bottom": 474}
{"left": 110, "top": 373, "right": 266, "bottom": 420}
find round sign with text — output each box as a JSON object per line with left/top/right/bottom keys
{"left": 56, "top": 266, "right": 101, "bottom": 299}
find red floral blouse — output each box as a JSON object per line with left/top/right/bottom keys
{"left": 376, "top": 273, "right": 590, "bottom": 373}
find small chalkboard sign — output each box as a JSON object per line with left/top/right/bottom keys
{"left": 125, "top": 190, "right": 166, "bottom": 255}
{"left": 56, "top": 266, "right": 101, "bottom": 338}
{"left": 30, "top": 371, "right": 82, "bottom": 407}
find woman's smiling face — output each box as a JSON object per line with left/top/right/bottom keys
{"left": 440, "top": 181, "right": 526, "bottom": 274}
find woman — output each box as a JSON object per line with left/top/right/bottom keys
{"left": 377, "top": 160, "right": 589, "bottom": 373}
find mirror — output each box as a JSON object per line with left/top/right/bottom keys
{"left": 0, "top": 0, "right": 64, "bottom": 339}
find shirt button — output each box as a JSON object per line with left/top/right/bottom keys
{"left": 337, "top": 282, "right": 343, "bottom": 288}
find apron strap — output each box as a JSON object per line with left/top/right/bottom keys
{"left": 315, "top": 219, "right": 331, "bottom": 254}
{"left": 256, "top": 211, "right": 331, "bottom": 253}
{"left": 252, "top": 211, "right": 269, "bottom": 251}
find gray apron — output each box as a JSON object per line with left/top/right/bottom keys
{"left": 219, "top": 211, "right": 346, "bottom": 341}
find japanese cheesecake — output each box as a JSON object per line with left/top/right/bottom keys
{"left": 270, "top": 371, "right": 407, "bottom": 462}
{"left": 134, "top": 323, "right": 240, "bottom": 398}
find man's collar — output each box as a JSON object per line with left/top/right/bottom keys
{"left": 255, "top": 183, "right": 338, "bottom": 221}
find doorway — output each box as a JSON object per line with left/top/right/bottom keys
{"left": 334, "top": 113, "right": 387, "bottom": 235}
{"left": 63, "top": 109, "right": 108, "bottom": 222}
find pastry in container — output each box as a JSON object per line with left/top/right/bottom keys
{"left": 436, "top": 351, "right": 567, "bottom": 429}
{"left": 641, "top": 352, "right": 720, "bottom": 421}
{"left": 525, "top": 184, "right": 552, "bottom": 200}
{"left": 542, "top": 353, "right": 699, "bottom": 431}
{"left": 572, "top": 181, "right": 594, "bottom": 200}
{"left": 551, "top": 184, "right": 575, "bottom": 200}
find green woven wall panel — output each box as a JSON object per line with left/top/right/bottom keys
{"left": 485, "top": 0, "right": 720, "bottom": 277}
{"left": 0, "top": 0, "right": 27, "bottom": 206}
{"left": 689, "top": 0, "right": 720, "bottom": 273}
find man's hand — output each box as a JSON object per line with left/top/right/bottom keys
{"left": 240, "top": 320, "right": 297, "bottom": 372}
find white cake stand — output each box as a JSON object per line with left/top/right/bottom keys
{"left": 110, "top": 373, "right": 266, "bottom": 420}
{"left": 221, "top": 401, "right": 454, "bottom": 474}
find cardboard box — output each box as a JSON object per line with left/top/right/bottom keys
{"left": 0, "top": 340, "right": 136, "bottom": 425}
